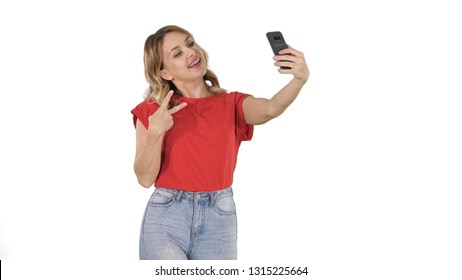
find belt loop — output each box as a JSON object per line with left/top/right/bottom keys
{"left": 210, "top": 192, "right": 215, "bottom": 208}
{"left": 176, "top": 190, "right": 184, "bottom": 202}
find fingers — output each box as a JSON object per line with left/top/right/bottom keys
{"left": 272, "top": 45, "right": 309, "bottom": 81}
{"left": 274, "top": 46, "right": 305, "bottom": 64}
{"left": 274, "top": 46, "right": 303, "bottom": 64}
{"left": 169, "top": 102, "right": 187, "bottom": 114}
{"left": 160, "top": 90, "right": 187, "bottom": 114}
{"left": 274, "top": 51, "right": 303, "bottom": 62}
{"left": 278, "top": 45, "right": 302, "bottom": 56}
{"left": 273, "top": 57, "right": 296, "bottom": 70}
{"left": 161, "top": 90, "right": 174, "bottom": 108}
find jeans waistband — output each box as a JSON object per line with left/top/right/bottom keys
{"left": 154, "top": 187, "right": 233, "bottom": 207}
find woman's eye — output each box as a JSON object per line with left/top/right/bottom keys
{"left": 174, "top": 51, "right": 182, "bottom": 57}
{"left": 188, "top": 41, "right": 195, "bottom": 47}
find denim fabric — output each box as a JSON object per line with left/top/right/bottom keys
{"left": 139, "top": 187, "right": 237, "bottom": 260}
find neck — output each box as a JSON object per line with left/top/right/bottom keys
{"left": 174, "top": 81, "right": 210, "bottom": 98}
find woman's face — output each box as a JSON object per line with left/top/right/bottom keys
{"left": 160, "top": 31, "right": 207, "bottom": 83}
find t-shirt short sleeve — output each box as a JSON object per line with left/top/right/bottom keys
{"left": 234, "top": 92, "right": 254, "bottom": 142}
{"left": 131, "top": 99, "right": 160, "bottom": 129}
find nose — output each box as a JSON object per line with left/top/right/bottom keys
{"left": 185, "top": 48, "right": 196, "bottom": 58}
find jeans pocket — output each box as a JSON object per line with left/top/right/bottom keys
{"left": 148, "top": 189, "right": 175, "bottom": 208}
{"left": 213, "top": 195, "right": 236, "bottom": 216}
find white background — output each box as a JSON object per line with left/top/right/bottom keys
{"left": 1, "top": 0, "right": 461, "bottom": 279}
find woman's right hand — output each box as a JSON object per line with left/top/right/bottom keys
{"left": 147, "top": 90, "right": 187, "bottom": 135}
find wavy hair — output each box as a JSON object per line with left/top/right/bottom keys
{"left": 143, "top": 25, "right": 225, "bottom": 107}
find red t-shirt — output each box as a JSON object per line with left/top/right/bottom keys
{"left": 131, "top": 91, "right": 253, "bottom": 192}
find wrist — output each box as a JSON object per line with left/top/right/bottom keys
{"left": 293, "top": 75, "right": 308, "bottom": 85}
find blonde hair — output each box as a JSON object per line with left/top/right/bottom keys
{"left": 143, "top": 25, "right": 225, "bottom": 107}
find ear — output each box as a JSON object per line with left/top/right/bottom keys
{"left": 160, "top": 69, "right": 173, "bottom": 81}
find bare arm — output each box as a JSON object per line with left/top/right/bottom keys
{"left": 133, "top": 91, "right": 187, "bottom": 188}
{"left": 134, "top": 121, "right": 164, "bottom": 188}
{"left": 243, "top": 45, "right": 309, "bottom": 125}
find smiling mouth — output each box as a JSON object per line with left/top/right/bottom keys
{"left": 188, "top": 57, "right": 201, "bottom": 68}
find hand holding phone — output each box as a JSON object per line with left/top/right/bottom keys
{"left": 266, "top": 31, "right": 290, "bottom": 69}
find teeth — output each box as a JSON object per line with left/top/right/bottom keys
{"left": 190, "top": 58, "right": 200, "bottom": 67}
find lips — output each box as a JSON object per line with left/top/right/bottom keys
{"left": 188, "top": 57, "right": 201, "bottom": 68}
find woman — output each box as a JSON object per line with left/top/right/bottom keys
{"left": 131, "top": 25, "right": 309, "bottom": 260}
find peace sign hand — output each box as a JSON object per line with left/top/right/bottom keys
{"left": 147, "top": 90, "right": 187, "bottom": 135}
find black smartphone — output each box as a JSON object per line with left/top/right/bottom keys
{"left": 266, "top": 31, "right": 290, "bottom": 69}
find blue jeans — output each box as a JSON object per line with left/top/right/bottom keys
{"left": 139, "top": 187, "right": 237, "bottom": 260}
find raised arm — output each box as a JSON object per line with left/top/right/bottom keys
{"left": 134, "top": 91, "right": 187, "bottom": 188}
{"left": 242, "top": 45, "right": 309, "bottom": 125}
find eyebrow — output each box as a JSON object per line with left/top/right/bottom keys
{"left": 170, "top": 35, "right": 192, "bottom": 54}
